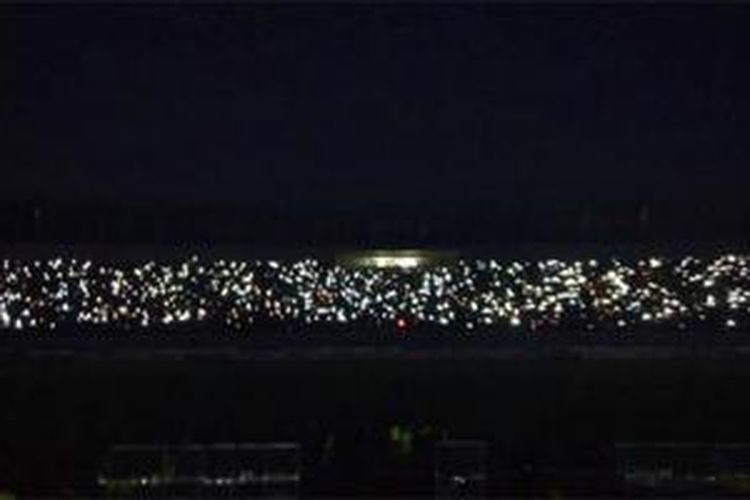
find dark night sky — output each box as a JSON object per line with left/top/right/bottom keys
{"left": 2, "top": 4, "right": 749, "bottom": 210}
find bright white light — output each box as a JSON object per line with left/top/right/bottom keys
{"left": 368, "top": 256, "right": 423, "bottom": 268}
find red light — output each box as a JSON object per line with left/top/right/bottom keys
{"left": 396, "top": 318, "right": 407, "bottom": 330}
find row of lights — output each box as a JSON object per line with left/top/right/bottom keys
{"left": 0, "top": 254, "right": 748, "bottom": 333}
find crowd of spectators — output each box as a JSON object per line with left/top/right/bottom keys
{"left": 0, "top": 254, "right": 748, "bottom": 335}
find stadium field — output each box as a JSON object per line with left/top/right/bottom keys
{"left": 4, "top": 354, "right": 750, "bottom": 496}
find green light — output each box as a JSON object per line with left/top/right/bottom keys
{"left": 390, "top": 425, "right": 401, "bottom": 442}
